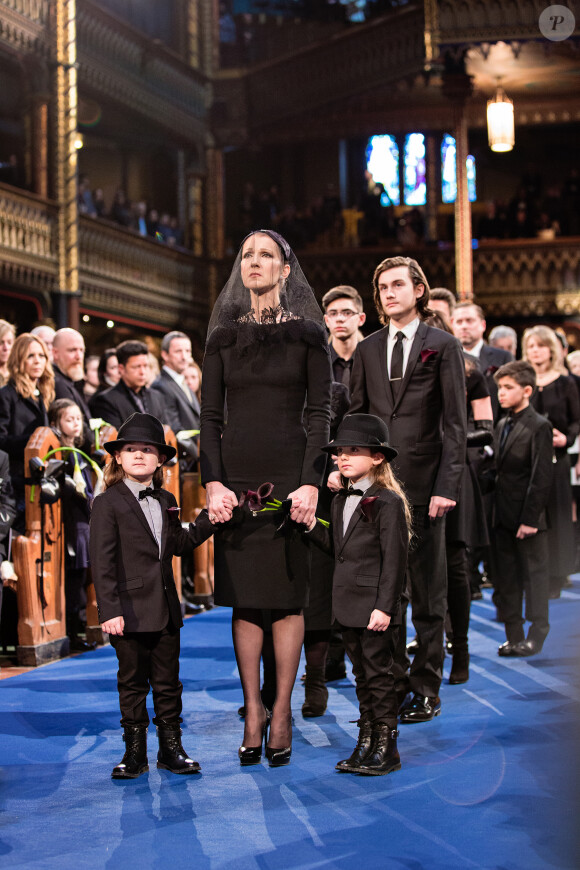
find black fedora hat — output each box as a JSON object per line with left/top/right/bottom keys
{"left": 104, "top": 412, "right": 177, "bottom": 462}
{"left": 323, "top": 413, "right": 398, "bottom": 462}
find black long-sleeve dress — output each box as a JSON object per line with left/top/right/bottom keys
{"left": 200, "top": 319, "right": 332, "bottom": 609}
{"left": 532, "top": 374, "right": 580, "bottom": 586}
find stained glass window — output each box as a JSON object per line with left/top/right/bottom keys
{"left": 366, "top": 135, "right": 400, "bottom": 206}
{"left": 441, "top": 134, "right": 477, "bottom": 203}
{"left": 403, "top": 133, "right": 426, "bottom": 206}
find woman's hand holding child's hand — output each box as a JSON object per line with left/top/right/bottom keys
{"left": 288, "top": 484, "right": 318, "bottom": 527}
{"left": 367, "top": 609, "right": 391, "bottom": 632}
{"left": 206, "top": 481, "right": 238, "bottom": 523}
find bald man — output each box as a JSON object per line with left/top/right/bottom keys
{"left": 53, "top": 328, "right": 94, "bottom": 451}
{"left": 30, "top": 325, "right": 56, "bottom": 362}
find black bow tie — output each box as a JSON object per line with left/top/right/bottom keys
{"left": 139, "top": 487, "right": 161, "bottom": 501}
{"left": 339, "top": 487, "right": 365, "bottom": 497}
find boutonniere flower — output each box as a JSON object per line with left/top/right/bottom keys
{"left": 485, "top": 365, "right": 499, "bottom": 377}
{"left": 420, "top": 348, "right": 438, "bottom": 363}
{"left": 358, "top": 496, "right": 379, "bottom": 522}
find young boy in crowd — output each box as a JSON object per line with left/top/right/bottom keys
{"left": 492, "top": 361, "right": 554, "bottom": 657}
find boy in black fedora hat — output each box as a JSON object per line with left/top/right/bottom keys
{"left": 89, "top": 413, "right": 216, "bottom": 779}
{"left": 306, "top": 413, "right": 411, "bottom": 775}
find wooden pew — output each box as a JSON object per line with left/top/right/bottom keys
{"left": 162, "top": 426, "right": 182, "bottom": 602}
{"left": 12, "top": 428, "right": 68, "bottom": 665}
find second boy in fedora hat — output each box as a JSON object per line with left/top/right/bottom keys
{"left": 90, "top": 413, "right": 216, "bottom": 779}
{"left": 306, "top": 414, "right": 411, "bottom": 775}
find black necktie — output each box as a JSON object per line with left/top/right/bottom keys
{"left": 390, "top": 331, "right": 405, "bottom": 398}
{"left": 499, "top": 416, "right": 514, "bottom": 454}
{"left": 339, "top": 487, "right": 365, "bottom": 497}
{"left": 139, "top": 487, "right": 161, "bottom": 501}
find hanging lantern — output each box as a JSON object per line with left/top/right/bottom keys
{"left": 487, "top": 85, "right": 515, "bottom": 152}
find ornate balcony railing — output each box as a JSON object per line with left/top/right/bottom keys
{"left": 0, "top": 184, "right": 210, "bottom": 333}
{"left": 297, "top": 237, "right": 580, "bottom": 321}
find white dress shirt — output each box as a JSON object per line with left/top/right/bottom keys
{"left": 124, "top": 478, "right": 163, "bottom": 556}
{"left": 163, "top": 364, "right": 194, "bottom": 402}
{"left": 387, "top": 317, "right": 420, "bottom": 378}
{"left": 467, "top": 339, "right": 484, "bottom": 359}
{"left": 342, "top": 475, "right": 373, "bottom": 535}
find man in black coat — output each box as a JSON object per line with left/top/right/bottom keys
{"left": 150, "top": 331, "right": 199, "bottom": 471}
{"left": 451, "top": 302, "right": 513, "bottom": 422}
{"left": 90, "top": 340, "right": 165, "bottom": 430}
{"left": 52, "top": 328, "right": 94, "bottom": 451}
{"left": 349, "top": 256, "right": 467, "bottom": 722}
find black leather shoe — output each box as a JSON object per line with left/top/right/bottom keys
{"left": 112, "top": 726, "right": 149, "bottom": 779}
{"left": 336, "top": 717, "right": 373, "bottom": 772}
{"left": 68, "top": 636, "right": 97, "bottom": 653}
{"left": 399, "top": 694, "right": 441, "bottom": 724}
{"left": 498, "top": 641, "right": 519, "bottom": 657}
{"left": 156, "top": 723, "right": 201, "bottom": 774}
{"left": 356, "top": 726, "right": 401, "bottom": 776}
{"left": 513, "top": 639, "right": 543, "bottom": 657}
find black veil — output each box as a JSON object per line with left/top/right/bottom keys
{"left": 206, "top": 230, "right": 324, "bottom": 354}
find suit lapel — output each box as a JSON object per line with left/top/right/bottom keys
{"left": 338, "top": 483, "right": 381, "bottom": 551}
{"left": 164, "top": 371, "right": 199, "bottom": 420}
{"left": 497, "top": 415, "right": 525, "bottom": 467}
{"left": 376, "top": 329, "right": 394, "bottom": 407}
{"left": 118, "top": 481, "right": 158, "bottom": 546}
{"left": 393, "top": 321, "right": 428, "bottom": 410}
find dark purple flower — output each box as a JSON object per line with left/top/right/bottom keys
{"left": 485, "top": 365, "right": 499, "bottom": 377}
{"left": 420, "top": 348, "right": 438, "bottom": 363}
{"left": 359, "top": 496, "right": 379, "bottom": 522}
{"left": 239, "top": 481, "right": 274, "bottom": 512}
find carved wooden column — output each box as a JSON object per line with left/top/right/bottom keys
{"left": 424, "top": 133, "right": 439, "bottom": 244}
{"left": 53, "top": 0, "right": 80, "bottom": 329}
{"left": 442, "top": 57, "right": 473, "bottom": 301}
{"left": 205, "top": 147, "right": 225, "bottom": 308}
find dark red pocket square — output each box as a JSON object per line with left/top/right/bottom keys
{"left": 359, "top": 496, "right": 379, "bottom": 522}
{"left": 420, "top": 348, "right": 438, "bottom": 363}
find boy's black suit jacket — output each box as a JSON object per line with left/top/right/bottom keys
{"left": 308, "top": 484, "right": 408, "bottom": 628}
{"left": 349, "top": 322, "right": 467, "bottom": 505}
{"left": 493, "top": 405, "right": 553, "bottom": 531}
{"left": 89, "top": 481, "right": 213, "bottom": 632}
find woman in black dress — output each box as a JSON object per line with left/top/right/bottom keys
{"left": 0, "top": 333, "right": 54, "bottom": 532}
{"left": 200, "top": 230, "right": 331, "bottom": 765}
{"left": 523, "top": 326, "right": 580, "bottom": 597}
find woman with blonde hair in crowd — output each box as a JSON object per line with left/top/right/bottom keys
{"left": 523, "top": 325, "right": 580, "bottom": 597}
{"left": 0, "top": 333, "right": 55, "bottom": 531}
{"left": 0, "top": 320, "right": 16, "bottom": 388}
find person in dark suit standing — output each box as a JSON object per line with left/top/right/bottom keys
{"left": 52, "top": 328, "right": 94, "bottom": 452}
{"left": 90, "top": 413, "right": 215, "bottom": 779}
{"left": 451, "top": 302, "right": 513, "bottom": 422}
{"left": 492, "top": 362, "right": 554, "bottom": 657}
{"left": 150, "top": 331, "right": 200, "bottom": 471}
{"left": 307, "top": 414, "right": 410, "bottom": 775}
{"left": 90, "top": 340, "right": 165, "bottom": 430}
{"left": 348, "top": 256, "right": 467, "bottom": 723}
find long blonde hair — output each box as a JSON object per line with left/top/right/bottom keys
{"left": 522, "top": 325, "right": 565, "bottom": 373}
{"left": 340, "top": 457, "right": 412, "bottom": 542}
{"left": 8, "top": 333, "right": 55, "bottom": 405}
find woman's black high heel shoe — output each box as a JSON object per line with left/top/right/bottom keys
{"left": 265, "top": 714, "right": 292, "bottom": 767}
{"left": 238, "top": 711, "right": 271, "bottom": 766}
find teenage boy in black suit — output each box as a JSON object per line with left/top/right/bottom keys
{"left": 348, "top": 256, "right": 467, "bottom": 722}
{"left": 492, "top": 361, "right": 554, "bottom": 657}
{"left": 90, "top": 413, "right": 215, "bottom": 778}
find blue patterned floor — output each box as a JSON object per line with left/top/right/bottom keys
{"left": 1, "top": 583, "right": 579, "bottom": 870}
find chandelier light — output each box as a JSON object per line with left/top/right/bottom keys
{"left": 487, "top": 85, "right": 515, "bottom": 152}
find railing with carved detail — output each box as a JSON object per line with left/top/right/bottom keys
{"left": 297, "top": 237, "right": 580, "bottom": 320}
{"left": 0, "top": 183, "right": 210, "bottom": 331}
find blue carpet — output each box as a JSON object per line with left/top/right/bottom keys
{"left": 1, "top": 584, "right": 579, "bottom": 870}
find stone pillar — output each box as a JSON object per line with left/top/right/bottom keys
{"left": 53, "top": 0, "right": 80, "bottom": 329}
